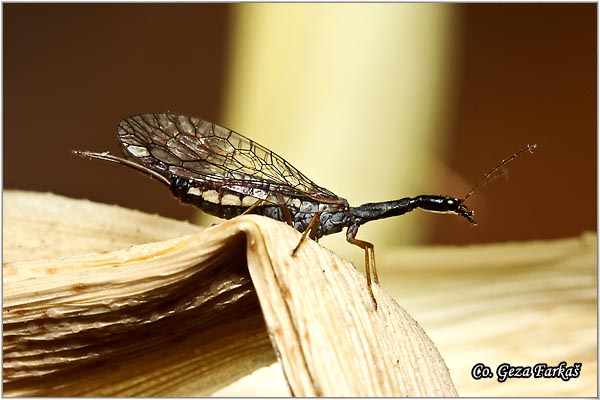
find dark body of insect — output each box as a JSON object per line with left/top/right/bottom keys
{"left": 74, "top": 113, "right": 535, "bottom": 307}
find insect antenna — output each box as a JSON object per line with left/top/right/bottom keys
{"left": 462, "top": 144, "right": 537, "bottom": 202}
{"left": 72, "top": 150, "right": 171, "bottom": 187}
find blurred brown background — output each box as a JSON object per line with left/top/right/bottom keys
{"left": 4, "top": 3, "right": 596, "bottom": 245}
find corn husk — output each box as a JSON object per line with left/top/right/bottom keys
{"left": 380, "top": 233, "right": 597, "bottom": 397}
{"left": 3, "top": 190, "right": 457, "bottom": 396}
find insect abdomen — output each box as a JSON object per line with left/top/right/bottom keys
{"left": 173, "top": 177, "right": 349, "bottom": 237}
{"left": 172, "top": 178, "right": 253, "bottom": 219}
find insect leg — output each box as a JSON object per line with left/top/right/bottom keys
{"left": 240, "top": 197, "right": 266, "bottom": 216}
{"left": 291, "top": 211, "right": 321, "bottom": 256}
{"left": 241, "top": 192, "right": 293, "bottom": 222}
{"left": 275, "top": 193, "right": 294, "bottom": 226}
{"left": 346, "top": 224, "right": 378, "bottom": 309}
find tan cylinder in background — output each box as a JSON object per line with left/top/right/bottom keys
{"left": 199, "top": 3, "right": 458, "bottom": 264}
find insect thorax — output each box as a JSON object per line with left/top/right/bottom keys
{"left": 259, "top": 199, "right": 351, "bottom": 239}
{"left": 171, "top": 176, "right": 350, "bottom": 238}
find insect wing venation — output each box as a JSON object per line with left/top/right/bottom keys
{"left": 117, "top": 113, "right": 341, "bottom": 206}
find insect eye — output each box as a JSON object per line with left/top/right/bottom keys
{"left": 444, "top": 198, "right": 460, "bottom": 210}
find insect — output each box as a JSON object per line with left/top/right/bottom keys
{"left": 74, "top": 113, "right": 536, "bottom": 308}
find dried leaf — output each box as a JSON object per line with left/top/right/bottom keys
{"left": 3, "top": 190, "right": 457, "bottom": 396}
{"left": 380, "top": 233, "right": 597, "bottom": 396}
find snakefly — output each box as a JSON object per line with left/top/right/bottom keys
{"left": 74, "top": 113, "right": 536, "bottom": 308}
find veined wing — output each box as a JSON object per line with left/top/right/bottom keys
{"left": 117, "top": 113, "right": 342, "bottom": 205}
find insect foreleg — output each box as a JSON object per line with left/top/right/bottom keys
{"left": 346, "top": 224, "right": 378, "bottom": 309}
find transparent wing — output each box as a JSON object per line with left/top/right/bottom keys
{"left": 117, "top": 113, "right": 341, "bottom": 204}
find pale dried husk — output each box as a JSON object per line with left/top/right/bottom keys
{"left": 380, "top": 232, "right": 597, "bottom": 397}
{"left": 3, "top": 190, "right": 457, "bottom": 396}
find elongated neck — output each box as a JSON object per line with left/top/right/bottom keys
{"left": 350, "top": 195, "right": 475, "bottom": 225}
